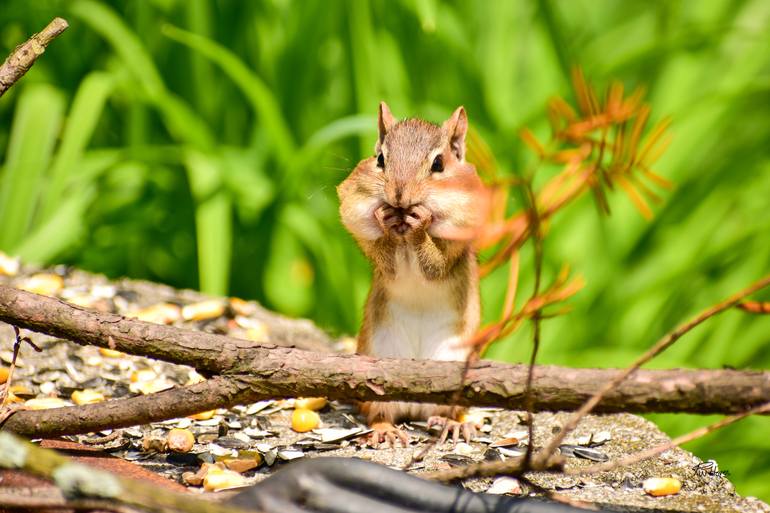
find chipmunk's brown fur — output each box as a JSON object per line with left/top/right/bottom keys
{"left": 337, "top": 102, "right": 486, "bottom": 445}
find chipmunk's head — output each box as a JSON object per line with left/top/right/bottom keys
{"left": 338, "top": 102, "right": 486, "bottom": 241}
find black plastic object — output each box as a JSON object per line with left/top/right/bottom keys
{"left": 226, "top": 457, "right": 598, "bottom": 513}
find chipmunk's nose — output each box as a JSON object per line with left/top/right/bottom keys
{"left": 385, "top": 180, "right": 406, "bottom": 208}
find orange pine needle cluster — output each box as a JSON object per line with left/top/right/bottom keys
{"left": 466, "top": 68, "right": 672, "bottom": 352}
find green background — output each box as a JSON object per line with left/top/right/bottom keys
{"left": 1, "top": 0, "right": 769, "bottom": 499}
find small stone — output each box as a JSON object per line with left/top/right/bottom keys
{"left": 167, "top": 429, "right": 195, "bottom": 453}
{"left": 39, "top": 381, "right": 56, "bottom": 395}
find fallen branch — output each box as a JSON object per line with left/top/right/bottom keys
{"left": 0, "top": 17, "right": 69, "bottom": 97}
{"left": 1, "top": 286, "right": 770, "bottom": 437}
{"left": 0, "top": 490, "right": 139, "bottom": 513}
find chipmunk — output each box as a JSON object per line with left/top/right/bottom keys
{"left": 337, "top": 102, "right": 486, "bottom": 446}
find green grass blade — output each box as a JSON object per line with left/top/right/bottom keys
{"left": 162, "top": 24, "right": 295, "bottom": 163}
{"left": 263, "top": 210, "right": 313, "bottom": 316}
{"left": 70, "top": 0, "right": 165, "bottom": 99}
{"left": 348, "top": 0, "right": 378, "bottom": 156}
{"left": 14, "top": 186, "right": 96, "bottom": 264}
{"left": 70, "top": 1, "right": 214, "bottom": 149}
{"left": 184, "top": 149, "right": 232, "bottom": 295}
{"left": 39, "top": 71, "right": 114, "bottom": 223}
{"left": 0, "top": 84, "right": 65, "bottom": 251}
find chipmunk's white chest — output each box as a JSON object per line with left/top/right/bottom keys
{"left": 370, "top": 248, "right": 466, "bottom": 361}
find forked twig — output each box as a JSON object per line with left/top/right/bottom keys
{"left": 536, "top": 273, "right": 770, "bottom": 467}
{"left": 1, "top": 327, "right": 41, "bottom": 407}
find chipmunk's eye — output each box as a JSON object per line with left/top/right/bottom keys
{"left": 431, "top": 154, "right": 444, "bottom": 172}
{"left": 376, "top": 153, "right": 384, "bottom": 168}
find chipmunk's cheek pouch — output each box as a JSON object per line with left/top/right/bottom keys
{"left": 425, "top": 187, "right": 476, "bottom": 240}
{"left": 341, "top": 194, "right": 383, "bottom": 240}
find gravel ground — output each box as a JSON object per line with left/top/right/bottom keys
{"left": 1, "top": 262, "right": 768, "bottom": 512}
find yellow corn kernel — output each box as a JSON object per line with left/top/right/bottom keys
{"left": 188, "top": 409, "right": 216, "bottom": 421}
{"left": 291, "top": 408, "right": 320, "bottom": 432}
{"left": 71, "top": 389, "right": 105, "bottom": 405}
{"left": 643, "top": 477, "right": 682, "bottom": 497}
{"left": 203, "top": 467, "right": 246, "bottom": 491}
{"left": 25, "top": 397, "right": 72, "bottom": 410}
{"left": 99, "top": 347, "right": 124, "bottom": 358}
{"left": 295, "top": 397, "right": 327, "bottom": 411}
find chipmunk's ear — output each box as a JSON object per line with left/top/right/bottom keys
{"left": 444, "top": 106, "right": 468, "bottom": 161}
{"left": 377, "top": 101, "right": 395, "bottom": 149}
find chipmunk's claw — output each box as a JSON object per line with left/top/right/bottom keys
{"left": 427, "top": 416, "right": 477, "bottom": 444}
{"left": 404, "top": 204, "right": 432, "bottom": 230}
{"left": 375, "top": 205, "right": 411, "bottom": 235}
{"left": 362, "top": 421, "right": 410, "bottom": 448}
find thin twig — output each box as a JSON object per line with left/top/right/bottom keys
{"left": 536, "top": 273, "right": 770, "bottom": 467}
{"left": 517, "top": 475, "right": 598, "bottom": 511}
{"left": 1, "top": 326, "right": 40, "bottom": 407}
{"left": 738, "top": 300, "right": 770, "bottom": 314}
{"left": 423, "top": 454, "right": 564, "bottom": 482}
{"left": 523, "top": 181, "right": 544, "bottom": 470}
{"left": 0, "top": 17, "right": 69, "bottom": 97}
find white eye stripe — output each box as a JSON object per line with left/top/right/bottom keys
{"left": 427, "top": 148, "right": 443, "bottom": 162}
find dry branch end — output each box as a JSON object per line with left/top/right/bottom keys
{"left": 0, "top": 17, "right": 69, "bottom": 97}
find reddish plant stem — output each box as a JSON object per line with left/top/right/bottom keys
{"left": 536, "top": 273, "right": 770, "bottom": 467}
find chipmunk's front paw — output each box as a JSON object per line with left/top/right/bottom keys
{"left": 427, "top": 416, "right": 478, "bottom": 444}
{"left": 375, "top": 205, "right": 408, "bottom": 236}
{"left": 404, "top": 204, "right": 432, "bottom": 241}
{"left": 361, "top": 421, "right": 410, "bottom": 448}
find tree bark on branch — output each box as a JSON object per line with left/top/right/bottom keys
{"left": 0, "top": 18, "right": 68, "bottom": 97}
{"left": 1, "top": 285, "right": 769, "bottom": 437}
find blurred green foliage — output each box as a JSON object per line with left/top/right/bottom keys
{"left": 1, "top": 0, "right": 769, "bottom": 498}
